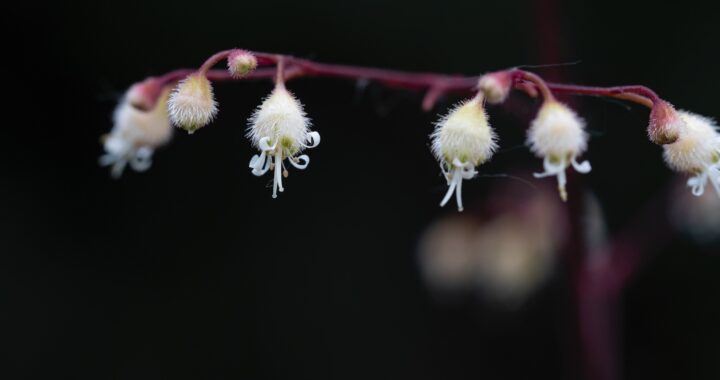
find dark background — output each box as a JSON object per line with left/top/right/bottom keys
{"left": 4, "top": 0, "right": 720, "bottom": 379}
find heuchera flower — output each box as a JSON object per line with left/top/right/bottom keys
{"left": 527, "top": 100, "right": 591, "bottom": 201}
{"left": 663, "top": 111, "right": 720, "bottom": 197}
{"left": 99, "top": 88, "right": 173, "bottom": 178}
{"left": 247, "top": 84, "right": 320, "bottom": 198}
{"left": 167, "top": 73, "right": 218, "bottom": 133}
{"left": 431, "top": 95, "right": 498, "bottom": 211}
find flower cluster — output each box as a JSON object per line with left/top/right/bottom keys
{"left": 99, "top": 51, "right": 720, "bottom": 210}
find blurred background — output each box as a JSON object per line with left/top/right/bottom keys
{"left": 4, "top": 0, "right": 720, "bottom": 379}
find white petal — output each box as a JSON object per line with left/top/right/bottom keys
{"left": 688, "top": 174, "right": 706, "bottom": 197}
{"left": 571, "top": 157, "right": 592, "bottom": 173}
{"left": 99, "top": 154, "right": 118, "bottom": 167}
{"left": 249, "top": 154, "right": 261, "bottom": 168}
{"left": 459, "top": 166, "right": 477, "bottom": 179}
{"left": 272, "top": 151, "right": 283, "bottom": 198}
{"left": 534, "top": 156, "right": 565, "bottom": 178}
{"left": 130, "top": 147, "right": 153, "bottom": 172}
{"left": 452, "top": 158, "right": 472, "bottom": 169}
{"left": 288, "top": 154, "right": 310, "bottom": 170}
{"left": 455, "top": 173, "right": 464, "bottom": 212}
{"left": 305, "top": 131, "right": 321, "bottom": 148}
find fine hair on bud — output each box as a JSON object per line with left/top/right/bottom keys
{"left": 167, "top": 73, "right": 218, "bottom": 134}
{"left": 477, "top": 72, "right": 512, "bottom": 104}
{"left": 663, "top": 111, "right": 720, "bottom": 197}
{"left": 431, "top": 94, "right": 498, "bottom": 211}
{"left": 227, "top": 50, "right": 258, "bottom": 78}
{"left": 100, "top": 88, "right": 174, "bottom": 178}
{"left": 527, "top": 100, "right": 591, "bottom": 201}
{"left": 247, "top": 83, "right": 320, "bottom": 199}
{"left": 648, "top": 100, "right": 682, "bottom": 145}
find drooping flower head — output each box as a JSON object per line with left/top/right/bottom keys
{"left": 247, "top": 83, "right": 320, "bottom": 198}
{"left": 663, "top": 111, "right": 720, "bottom": 197}
{"left": 167, "top": 73, "right": 218, "bottom": 134}
{"left": 99, "top": 87, "right": 173, "bottom": 178}
{"left": 527, "top": 100, "right": 591, "bottom": 201}
{"left": 431, "top": 94, "right": 498, "bottom": 211}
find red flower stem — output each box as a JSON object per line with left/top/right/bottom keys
{"left": 509, "top": 69, "right": 556, "bottom": 102}
{"left": 546, "top": 83, "right": 658, "bottom": 108}
{"left": 154, "top": 50, "right": 667, "bottom": 113}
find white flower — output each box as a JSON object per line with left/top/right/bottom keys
{"left": 99, "top": 89, "right": 173, "bottom": 178}
{"left": 247, "top": 84, "right": 320, "bottom": 198}
{"left": 527, "top": 100, "right": 591, "bottom": 201}
{"left": 663, "top": 111, "right": 720, "bottom": 197}
{"left": 431, "top": 95, "right": 498, "bottom": 211}
{"left": 167, "top": 73, "right": 218, "bottom": 133}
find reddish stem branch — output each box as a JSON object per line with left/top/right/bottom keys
{"left": 150, "top": 49, "right": 667, "bottom": 114}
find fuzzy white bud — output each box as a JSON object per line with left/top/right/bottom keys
{"left": 227, "top": 50, "right": 258, "bottom": 78}
{"left": 527, "top": 100, "right": 591, "bottom": 201}
{"left": 477, "top": 72, "right": 512, "bottom": 104}
{"left": 663, "top": 111, "right": 720, "bottom": 197}
{"left": 247, "top": 84, "right": 320, "bottom": 198}
{"left": 167, "top": 73, "right": 218, "bottom": 134}
{"left": 99, "top": 88, "right": 173, "bottom": 178}
{"left": 431, "top": 95, "right": 498, "bottom": 211}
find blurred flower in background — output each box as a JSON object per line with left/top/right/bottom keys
{"left": 418, "top": 178, "right": 570, "bottom": 307}
{"left": 671, "top": 178, "right": 720, "bottom": 245}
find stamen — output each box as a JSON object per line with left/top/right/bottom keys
{"left": 557, "top": 167, "right": 568, "bottom": 202}
{"left": 455, "top": 170, "right": 464, "bottom": 211}
{"left": 111, "top": 160, "right": 127, "bottom": 179}
{"left": 440, "top": 171, "right": 459, "bottom": 208}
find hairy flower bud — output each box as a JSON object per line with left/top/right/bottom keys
{"left": 431, "top": 95, "right": 498, "bottom": 211}
{"left": 527, "top": 100, "right": 591, "bottom": 201}
{"left": 99, "top": 88, "right": 173, "bottom": 178}
{"left": 167, "top": 73, "right": 218, "bottom": 133}
{"left": 648, "top": 100, "right": 683, "bottom": 145}
{"left": 227, "top": 50, "right": 258, "bottom": 78}
{"left": 663, "top": 111, "right": 720, "bottom": 197}
{"left": 247, "top": 84, "right": 320, "bottom": 198}
{"left": 478, "top": 71, "right": 512, "bottom": 104}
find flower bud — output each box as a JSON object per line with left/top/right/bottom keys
{"left": 431, "top": 95, "right": 498, "bottom": 211}
{"left": 478, "top": 71, "right": 512, "bottom": 104}
{"left": 247, "top": 84, "right": 320, "bottom": 198}
{"left": 662, "top": 111, "right": 720, "bottom": 197}
{"left": 126, "top": 77, "right": 163, "bottom": 111}
{"left": 99, "top": 88, "right": 173, "bottom": 178}
{"left": 648, "top": 100, "right": 683, "bottom": 145}
{"left": 167, "top": 73, "right": 218, "bottom": 134}
{"left": 527, "top": 100, "right": 591, "bottom": 201}
{"left": 227, "top": 50, "right": 258, "bottom": 78}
